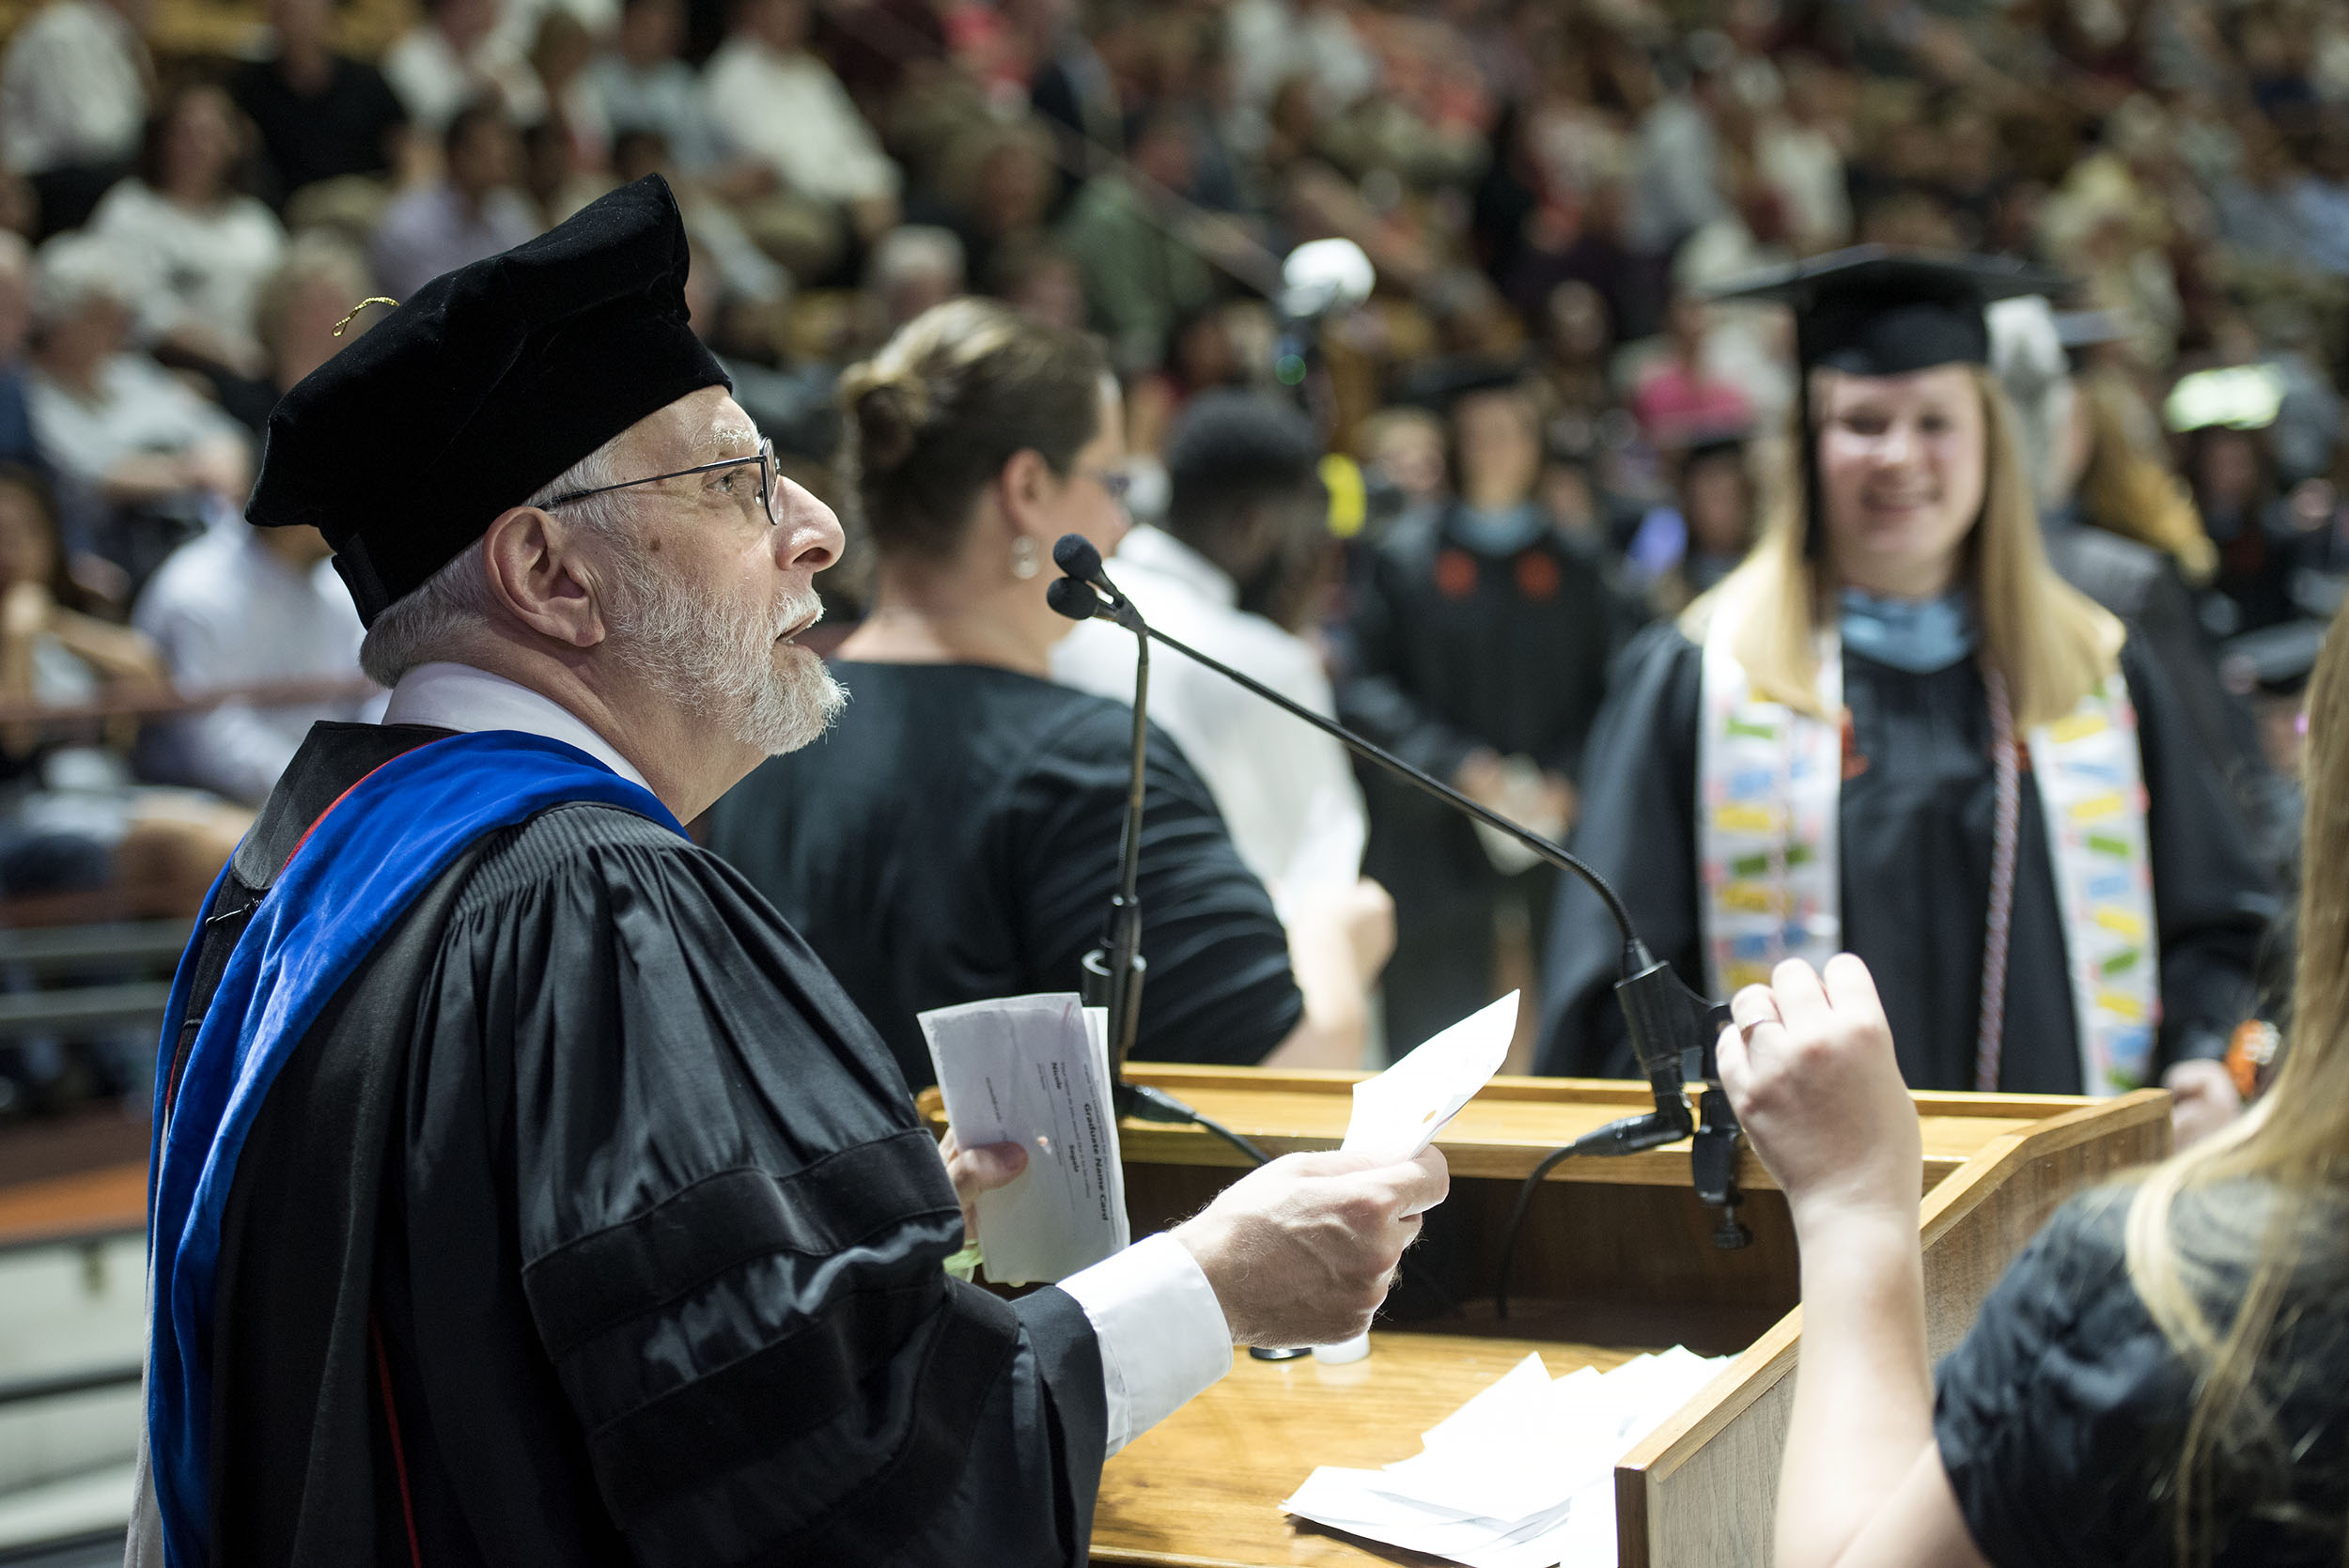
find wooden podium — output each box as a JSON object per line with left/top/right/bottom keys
{"left": 926, "top": 1064, "right": 2170, "bottom": 1568}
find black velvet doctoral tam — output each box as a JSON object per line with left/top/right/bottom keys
{"left": 246, "top": 174, "right": 729, "bottom": 626}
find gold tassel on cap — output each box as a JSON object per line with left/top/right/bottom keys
{"left": 332, "top": 297, "right": 399, "bottom": 337}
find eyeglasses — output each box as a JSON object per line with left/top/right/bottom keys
{"left": 544, "top": 436, "right": 778, "bottom": 526}
{"left": 1079, "top": 466, "right": 1133, "bottom": 505}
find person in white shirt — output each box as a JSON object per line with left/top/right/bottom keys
{"left": 0, "top": 465, "right": 251, "bottom": 921}
{"left": 1221, "top": 0, "right": 1375, "bottom": 147}
{"left": 381, "top": 0, "right": 546, "bottom": 135}
{"left": 1056, "top": 389, "right": 1374, "bottom": 904}
{"left": 23, "top": 232, "right": 251, "bottom": 584}
{"left": 702, "top": 0, "right": 900, "bottom": 279}
{"left": 588, "top": 0, "right": 719, "bottom": 173}
{"left": 86, "top": 81, "right": 288, "bottom": 375}
{"left": 132, "top": 520, "right": 374, "bottom": 804}
{"left": 1054, "top": 390, "right": 1392, "bottom": 1057}
{"left": 0, "top": 0, "right": 148, "bottom": 231}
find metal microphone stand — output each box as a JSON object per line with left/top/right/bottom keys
{"left": 1079, "top": 617, "right": 1147, "bottom": 1075}
{"left": 1076, "top": 605, "right": 1272, "bottom": 1164}
{"left": 1049, "top": 545, "right": 1750, "bottom": 1311}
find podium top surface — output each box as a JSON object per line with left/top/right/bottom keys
{"left": 1083, "top": 1085, "right": 2170, "bottom": 1568}
{"left": 948, "top": 1064, "right": 2096, "bottom": 1189}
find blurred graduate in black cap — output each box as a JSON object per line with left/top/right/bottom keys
{"left": 2220, "top": 615, "right": 2329, "bottom": 918}
{"left": 2172, "top": 361, "right": 2322, "bottom": 638}
{"left": 1335, "top": 362, "right": 1640, "bottom": 1058}
{"left": 132, "top": 176, "right": 1448, "bottom": 1568}
{"left": 1623, "top": 427, "right": 1760, "bottom": 618}
{"left": 1538, "top": 249, "right": 2273, "bottom": 1141}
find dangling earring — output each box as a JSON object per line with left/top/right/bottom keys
{"left": 1010, "top": 535, "right": 1041, "bottom": 580}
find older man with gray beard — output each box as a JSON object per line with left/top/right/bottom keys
{"left": 131, "top": 178, "right": 1446, "bottom": 1568}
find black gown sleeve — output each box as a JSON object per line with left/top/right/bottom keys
{"left": 2124, "top": 639, "right": 2278, "bottom": 1068}
{"left": 1003, "top": 705, "right": 1304, "bottom": 1065}
{"left": 1535, "top": 622, "right": 1707, "bottom": 1077}
{"left": 1934, "top": 1190, "right": 2190, "bottom": 1568}
{"left": 402, "top": 807, "right": 1109, "bottom": 1568}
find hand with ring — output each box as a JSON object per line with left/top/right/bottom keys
{"left": 1715, "top": 955, "right": 1922, "bottom": 1224}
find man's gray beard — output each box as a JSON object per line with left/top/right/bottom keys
{"left": 606, "top": 559, "right": 845, "bottom": 755}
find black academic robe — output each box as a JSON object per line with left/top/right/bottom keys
{"left": 2042, "top": 510, "right": 2266, "bottom": 804}
{"left": 1536, "top": 628, "right": 2275, "bottom": 1092}
{"left": 1337, "top": 505, "right": 1641, "bottom": 1051}
{"left": 144, "top": 722, "right": 1107, "bottom": 1567}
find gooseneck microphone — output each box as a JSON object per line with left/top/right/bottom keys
{"left": 1050, "top": 533, "right": 1750, "bottom": 1315}
{"left": 1055, "top": 538, "right": 1272, "bottom": 1165}
{"left": 1052, "top": 535, "right": 1707, "bottom": 1132}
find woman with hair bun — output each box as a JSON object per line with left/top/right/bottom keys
{"left": 708, "top": 298, "right": 1386, "bottom": 1091}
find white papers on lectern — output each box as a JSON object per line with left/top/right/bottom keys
{"left": 1341, "top": 991, "right": 1518, "bottom": 1165}
{"left": 1281, "top": 1346, "right": 1732, "bottom": 1567}
{"left": 920, "top": 993, "right": 1129, "bottom": 1286}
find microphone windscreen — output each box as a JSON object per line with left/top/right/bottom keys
{"left": 1052, "top": 533, "right": 1105, "bottom": 583}
{"left": 1046, "top": 576, "right": 1103, "bottom": 622}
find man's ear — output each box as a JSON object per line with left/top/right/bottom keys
{"left": 479, "top": 505, "right": 608, "bottom": 649}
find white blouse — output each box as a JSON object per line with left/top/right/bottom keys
{"left": 86, "top": 179, "right": 287, "bottom": 362}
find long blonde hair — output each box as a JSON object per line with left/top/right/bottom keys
{"left": 2078, "top": 370, "right": 2220, "bottom": 588}
{"left": 2125, "top": 606, "right": 2349, "bottom": 1565}
{"left": 1679, "top": 365, "right": 2123, "bottom": 731}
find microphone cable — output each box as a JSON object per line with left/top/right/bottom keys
{"left": 1493, "top": 1142, "right": 1580, "bottom": 1323}
{"left": 1192, "top": 1115, "right": 1273, "bottom": 1166}
{"left": 1122, "top": 1080, "right": 1273, "bottom": 1166}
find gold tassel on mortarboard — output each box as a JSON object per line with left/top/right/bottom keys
{"left": 332, "top": 298, "right": 399, "bottom": 337}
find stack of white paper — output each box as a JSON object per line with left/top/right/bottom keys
{"left": 1280, "top": 1346, "right": 1730, "bottom": 1568}
{"left": 920, "top": 993, "right": 1128, "bottom": 1285}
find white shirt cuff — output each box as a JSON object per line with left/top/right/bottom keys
{"left": 1057, "top": 1231, "right": 1233, "bottom": 1458}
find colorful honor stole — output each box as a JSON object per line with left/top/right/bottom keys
{"left": 1696, "top": 620, "right": 2159, "bottom": 1094}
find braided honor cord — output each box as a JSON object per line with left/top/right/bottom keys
{"left": 1974, "top": 667, "right": 2021, "bottom": 1093}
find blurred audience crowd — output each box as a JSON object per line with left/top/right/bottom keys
{"left": 0, "top": 0, "right": 2343, "bottom": 1116}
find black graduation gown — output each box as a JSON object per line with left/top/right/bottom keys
{"left": 152, "top": 722, "right": 1108, "bottom": 1567}
{"left": 2041, "top": 509, "right": 2267, "bottom": 805}
{"left": 1536, "top": 627, "right": 2275, "bottom": 1092}
{"left": 1337, "top": 505, "right": 1641, "bottom": 1051}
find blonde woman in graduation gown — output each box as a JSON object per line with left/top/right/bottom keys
{"left": 1536, "top": 251, "right": 2270, "bottom": 1141}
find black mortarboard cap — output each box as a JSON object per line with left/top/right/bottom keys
{"left": 1704, "top": 247, "right": 2069, "bottom": 556}
{"left": 1664, "top": 422, "right": 1751, "bottom": 463}
{"left": 1706, "top": 245, "right": 2071, "bottom": 377}
{"left": 248, "top": 175, "right": 728, "bottom": 627}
